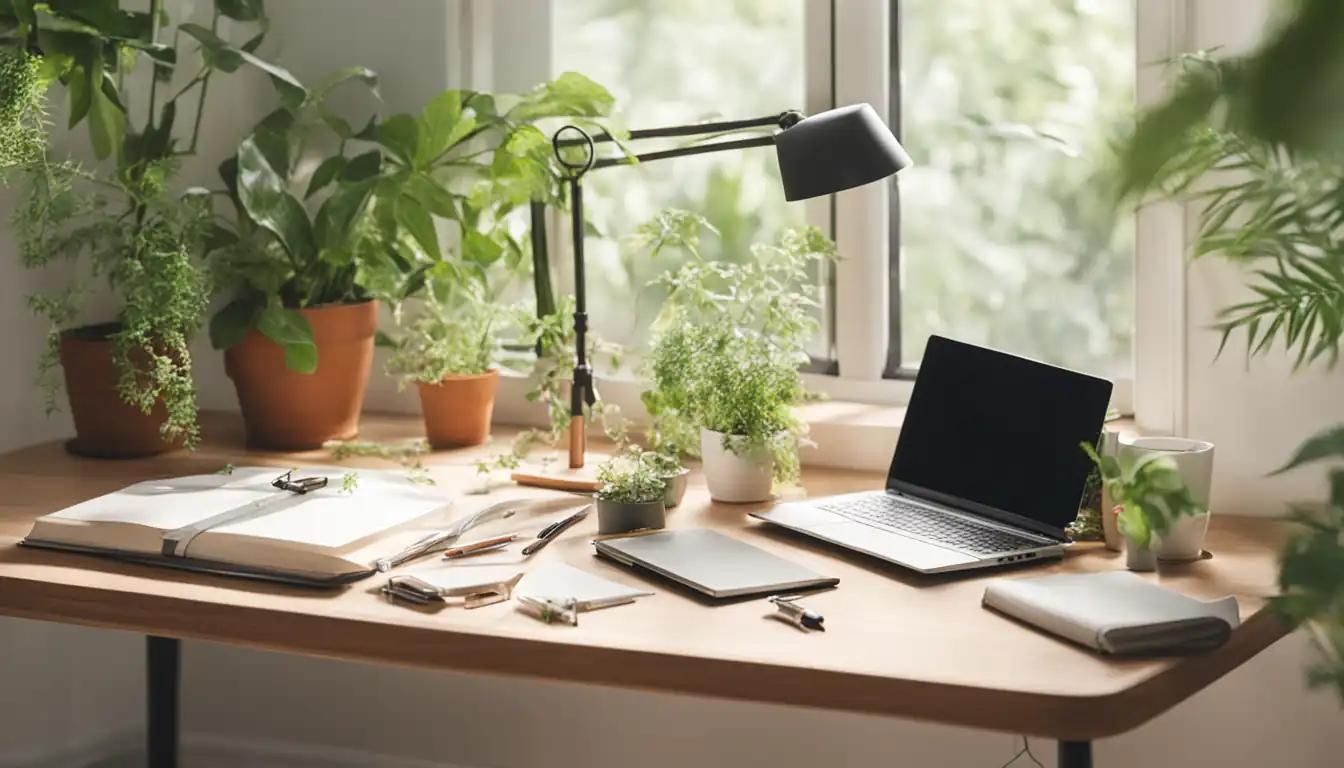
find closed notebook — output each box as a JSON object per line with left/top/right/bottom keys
{"left": 982, "top": 571, "right": 1240, "bottom": 655}
{"left": 23, "top": 466, "right": 456, "bottom": 586}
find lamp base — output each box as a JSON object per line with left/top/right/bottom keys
{"left": 511, "top": 453, "right": 610, "bottom": 493}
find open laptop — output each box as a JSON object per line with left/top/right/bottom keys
{"left": 752, "top": 335, "right": 1112, "bottom": 574}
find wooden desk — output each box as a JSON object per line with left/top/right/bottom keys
{"left": 0, "top": 413, "right": 1289, "bottom": 768}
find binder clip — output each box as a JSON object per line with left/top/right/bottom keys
{"left": 382, "top": 573, "right": 524, "bottom": 610}
{"left": 515, "top": 595, "right": 580, "bottom": 626}
{"left": 272, "top": 469, "right": 328, "bottom": 494}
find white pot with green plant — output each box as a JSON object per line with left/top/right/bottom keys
{"left": 1082, "top": 443, "right": 1207, "bottom": 571}
{"left": 636, "top": 211, "right": 837, "bottom": 504}
{"left": 595, "top": 453, "right": 667, "bottom": 535}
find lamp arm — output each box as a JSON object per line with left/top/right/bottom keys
{"left": 556, "top": 111, "right": 803, "bottom": 147}
{"left": 592, "top": 135, "right": 776, "bottom": 170}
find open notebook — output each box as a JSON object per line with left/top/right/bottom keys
{"left": 22, "top": 467, "right": 457, "bottom": 587}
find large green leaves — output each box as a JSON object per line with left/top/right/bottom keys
{"left": 310, "top": 66, "right": 379, "bottom": 105}
{"left": 374, "top": 113, "right": 419, "bottom": 166}
{"left": 508, "top": 71, "right": 615, "bottom": 121}
{"left": 314, "top": 179, "right": 375, "bottom": 250}
{"left": 256, "top": 304, "right": 317, "bottom": 373}
{"left": 236, "top": 133, "right": 314, "bottom": 260}
{"left": 396, "top": 193, "right": 440, "bottom": 262}
{"left": 209, "top": 294, "right": 264, "bottom": 350}
{"left": 1274, "top": 425, "right": 1344, "bottom": 475}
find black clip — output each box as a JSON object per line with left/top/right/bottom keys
{"left": 272, "top": 469, "right": 328, "bottom": 495}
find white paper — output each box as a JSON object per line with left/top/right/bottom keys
{"left": 516, "top": 562, "right": 653, "bottom": 610}
{"left": 47, "top": 474, "right": 276, "bottom": 531}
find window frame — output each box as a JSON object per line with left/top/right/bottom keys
{"left": 482, "top": 0, "right": 1184, "bottom": 419}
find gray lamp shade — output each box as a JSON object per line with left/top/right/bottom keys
{"left": 775, "top": 103, "right": 911, "bottom": 202}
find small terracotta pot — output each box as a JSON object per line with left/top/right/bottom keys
{"left": 417, "top": 369, "right": 500, "bottom": 449}
{"left": 224, "top": 302, "right": 377, "bottom": 450}
{"left": 59, "top": 325, "right": 183, "bottom": 459}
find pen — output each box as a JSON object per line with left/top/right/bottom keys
{"left": 442, "top": 533, "right": 519, "bottom": 560}
{"left": 769, "top": 595, "right": 825, "bottom": 632}
{"left": 522, "top": 505, "right": 591, "bottom": 556}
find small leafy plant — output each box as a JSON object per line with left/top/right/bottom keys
{"left": 0, "top": 46, "right": 42, "bottom": 170}
{"left": 327, "top": 439, "right": 435, "bottom": 485}
{"left": 637, "top": 210, "right": 837, "bottom": 485}
{"left": 1081, "top": 442, "right": 1206, "bottom": 549}
{"left": 596, "top": 453, "right": 665, "bottom": 505}
{"left": 382, "top": 274, "right": 514, "bottom": 385}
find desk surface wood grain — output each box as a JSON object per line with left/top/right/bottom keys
{"left": 0, "top": 412, "right": 1289, "bottom": 740}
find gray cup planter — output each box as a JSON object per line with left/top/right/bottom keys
{"left": 597, "top": 498, "right": 667, "bottom": 535}
{"left": 1126, "top": 536, "right": 1158, "bottom": 572}
{"left": 662, "top": 468, "right": 690, "bottom": 508}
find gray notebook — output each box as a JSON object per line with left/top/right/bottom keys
{"left": 983, "top": 571, "right": 1241, "bottom": 655}
{"left": 594, "top": 529, "right": 838, "bottom": 598}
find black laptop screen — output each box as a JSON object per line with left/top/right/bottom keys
{"left": 887, "top": 336, "right": 1113, "bottom": 534}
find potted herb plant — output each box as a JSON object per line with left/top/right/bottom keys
{"left": 3, "top": 0, "right": 289, "bottom": 457}
{"left": 383, "top": 273, "right": 514, "bottom": 448}
{"left": 1081, "top": 443, "right": 1206, "bottom": 571}
{"left": 643, "top": 446, "right": 690, "bottom": 508}
{"left": 595, "top": 453, "right": 667, "bottom": 535}
{"left": 638, "top": 211, "right": 837, "bottom": 503}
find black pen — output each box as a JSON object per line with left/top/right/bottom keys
{"left": 522, "top": 505, "right": 591, "bottom": 556}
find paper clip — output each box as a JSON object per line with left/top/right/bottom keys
{"left": 516, "top": 595, "right": 580, "bottom": 626}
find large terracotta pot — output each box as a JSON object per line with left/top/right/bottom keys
{"left": 59, "top": 324, "right": 182, "bottom": 459}
{"left": 417, "top": 369, "right": 499, "bottom": 448}
{"left": 224, "top": 302, "right": 377, "bottom": 450}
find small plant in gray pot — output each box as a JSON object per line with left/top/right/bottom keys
{"left": 643, "top": 445, "right": 690, "bottom": 508}
{"left": 595, "top": 454, "right": 667, "bottom": 535}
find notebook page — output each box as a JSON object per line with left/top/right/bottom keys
{"left": 516, "top": 562, "right": 653, "bottom": 606}
{"left": 43, "top": 474, "right": 277, "bottom": 532}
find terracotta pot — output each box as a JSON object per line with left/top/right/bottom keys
{"left": 417, "top": 369, "right": 499, "bottom": 448}
{"left": 59, "top": 324, "right": 182, "bottom": 459}
{"left": 224, "top": 302, "right": 377, "bottom": 450}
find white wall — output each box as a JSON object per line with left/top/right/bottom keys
{"left": 3, "top": 2, "right": 1343, "bottom": 767}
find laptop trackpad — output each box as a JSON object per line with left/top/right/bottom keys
{"left": 811, "top": 521, "right": 978, "bottom": 572}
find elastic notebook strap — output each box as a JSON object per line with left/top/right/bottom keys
{"left": 160, "top": 494, "right": 286, "bottom": 558}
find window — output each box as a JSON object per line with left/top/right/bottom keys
{"left": 889, "top": 0, "right": 1137, "bottom": 381}
{"left": 498, "top": 0, "right": 1151, "bottom": 411}
{"left": 550, "top": 0, "right": 834, "bottom": 359}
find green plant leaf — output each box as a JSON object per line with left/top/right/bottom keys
{"left": 375, "top": 113, "right": 419, "bottom": 166}
{"left": 314, "top": 179, "right": 375, "bottom": 250}
{"left": 215, "top": 0, "right": 264, "bottom": 22}
{"left": 341, "top": 150, "right": 382, "bottom": 181}
{"left": 180, "top": 23, "right": 306, "bottom": 108}
{"left": 309, "top": 65, "right": 379, "bottom": 105}
{"left": 236, "top": 134, "right": 315, "bottom": 260}
{"left": 508, "top": 71, "right": 616, "bottom": 121}
{"left": 256, "top": 305, "right": 318, "bottom": 373}
{"left": 462, "top": 229, "right": 503, "bottom": 266}
{"left": 405, "top": 174, "right": 457, "bottom": 218}
{"left": 209, "top": 295, "right": 263, "bottom": 350}
{"left": 1273, "top": 425, "right": 1344, "bottom": 475}
{"left": 397, "top": 194, "right": 441, "bottom": 262}
{"left": 87, "top": 66, "right": 124, "bottom": 160}
{"left": 305, "top": 155, "right": 347, "bottom": 199}
{"left": 415, "top": 89, "right": 463, "bottom": 168}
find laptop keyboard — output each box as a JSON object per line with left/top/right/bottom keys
{"left": 820, "top": 495, "right": 1046, "bottom": 555}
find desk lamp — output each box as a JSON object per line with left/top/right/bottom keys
{"left": 512, "top": 103, "right": 911, "bottom": 491}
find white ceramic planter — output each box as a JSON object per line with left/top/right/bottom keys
{"left": 1121, "top": 436, "right": 1215, "bottom": 561}
{"left": 700, "top": 428, "right": 773, "bottom": 503}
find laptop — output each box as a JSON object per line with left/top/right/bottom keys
{"left": 751, "top": 335, "right": 1112, "bottom": 574}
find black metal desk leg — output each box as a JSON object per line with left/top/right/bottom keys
{"left": 1059, "top": 740, "right": 1093, "bottom": 768}
{"left": 147, "top": 636, "right": 180, "bottom": 768}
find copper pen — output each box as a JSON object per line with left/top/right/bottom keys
{"left": 442, "top": 533, "right": 519, "bottom": 560}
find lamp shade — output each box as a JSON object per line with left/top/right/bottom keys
{"left": 775, "top": 103, "right": 911, "bottom": 202}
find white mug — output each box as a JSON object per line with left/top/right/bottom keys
{"left": 1120, "top": 437, "right": 1215, "bottom": 561}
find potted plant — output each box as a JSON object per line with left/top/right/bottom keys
{"left": 1081, "top": 443, "right": 1206, "bottom": 571}
{"left": 595, "top": 453, "right": 667, "bottom": 535}
{"left": 643, "top": 446, "right": 690, "bottom": 508}
{"left": 1116, "top": 37, "right": 1344, "bottom": 698}
{"left": 383, "top": 275, "right": 514, "bottom": 448}
{"left": 3, "top": 0, "right": 287, "bottom": 457}
{"left": 638, "top": 211, "right": 837, "bottom": 503}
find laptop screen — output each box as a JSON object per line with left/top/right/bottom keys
{"left": 887, "top": 336, "right": 1113, "bottom": 535}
